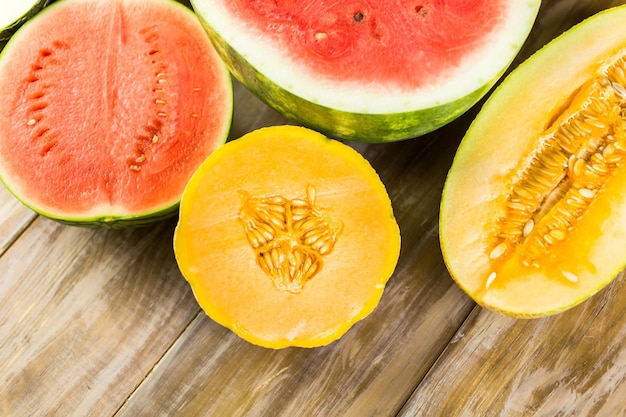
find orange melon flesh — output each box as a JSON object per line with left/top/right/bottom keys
{"left": 440, "top": 5, "right": 626, "bottom": 317}
{"left": 174, "top": 126, "right": 401, "bottom": 348}
{"left": 0, "top": 0, "right": 232, "bottom": 225}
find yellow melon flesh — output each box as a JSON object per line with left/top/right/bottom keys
{"left": 440, "top": 5, "right": 626, "bottom": 317}
{"left": 174, "top": 125, "right": 400, "bottom": 348}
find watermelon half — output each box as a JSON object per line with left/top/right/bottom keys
{"left": 191, "top": 0, "right": 541, "bottom": 142}
{"left": 0, "top": 0, "right": 233, "bottom": 226}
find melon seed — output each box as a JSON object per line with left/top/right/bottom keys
{"left": 561, "top": 270, "right": 579, "bottom": 283}
{"left": 239, "top": 186, "right": 343, "bottom": 293}
{"left": 485, "top": 271, "right": 497, "bottom": 289}
{"left": 488, "top": 53, "right": 626, "bottom": 287}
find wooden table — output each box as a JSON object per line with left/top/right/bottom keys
{"left": 2, "top": 1, "right": 626, "bottom": 415}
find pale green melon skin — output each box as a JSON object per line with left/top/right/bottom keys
{"left": 191, "top": 2, "right": 539, "bottom": 142}
{"left": 440, "top": 5, "right": 626, "bottom": 317}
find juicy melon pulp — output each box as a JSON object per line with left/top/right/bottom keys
{"left": 191, "top": 0, "right": 540, "bottom": 141}
{"left": 174, "top": 126, "right": 401, "bottom": 348}
{"left": 0, "top": 0, "right": 232, "bottom": 226}
{"left": 440, "top": 5, "right": 626, "bottom": 317}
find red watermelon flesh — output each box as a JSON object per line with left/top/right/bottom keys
{"left": 228, "top": 0, "right": 504, "bottom": 90}
{"left": 0, "top": 0, "right": 232, "bottom": 225}
{"left": 191, "top": 0, "right": 539, "bottom": 141}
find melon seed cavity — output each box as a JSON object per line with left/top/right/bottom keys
{"left": 238, "top": 185, "right": 343, "bottom": 293}
{"left": 486, "top": 52, "right": 626, "bottom": 288}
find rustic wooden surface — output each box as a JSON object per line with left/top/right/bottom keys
{"left": 2, "top": 1, "right": 626, "bottom": 416}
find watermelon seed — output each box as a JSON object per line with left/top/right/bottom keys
{"left": 314, "top": 32, "right": 328, "bottom": 41}
{"left": 130, "top": 165, "right": 141, "bottom": 172}
{"left": 40, "top": 140, "right": 58, "bottom": 156}
{"left": 353, "top": 12, "right": 364, "bottom": 23}
{"left": 157, "top": 112, "right": 167, "bottom": 118}
{"left": 190, "top": 113, "right": 199, "bottom": 118}
{"left": 155, "top": 99, "right": 166, "bottom": 104}
{"left": 152, "top": 134, "right": 159, "bottom": 143}
{"left": 135, "top": 155, "right": 146, "bottom": 163}
{"left": 33, "top": 127, "right": 50, "bottom": 138}
{"left": 29, "top": 102, "right": 48, "bottom": 112}
{"left": 29, "top": 91, "right": 46, "bottom": 100}
{"left": 27, "top": 119, "right": 37, "bottom": 126}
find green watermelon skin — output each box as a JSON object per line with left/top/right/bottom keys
{"left": 196, "top": 19, "right": 492, "bottom": 143}
{"left": 191, "top": 0, "right": 541, "bottom": 142}
{"left": 0, "top": 0, "right": 53, "bottom": 50}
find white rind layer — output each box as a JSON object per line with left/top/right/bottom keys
{"left": 0, "top": 1, "right": 45, "bottom": 29}
{"left": 192, "top": 0, "right": 541, "bottom": 114}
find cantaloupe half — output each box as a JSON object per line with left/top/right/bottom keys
{"left": 173, "top": 126, "right": 401, "bottom": 348}
{"left": 440, "top": 5, "right": 626, "bottom": 317}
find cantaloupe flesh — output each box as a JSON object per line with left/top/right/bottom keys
{"left": 440, "top": 6, "right": 626, "bottom": 317}
{"left": 174, "top": 126, "right": 400, "bottom": 348}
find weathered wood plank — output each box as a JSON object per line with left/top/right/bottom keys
{"left": 2, "top": 1, "right": 626, "bottom": 417}
{"left": 0, "top": 217, "right": 199, "bottom": 417}
{"left": 398, "top": 272, "right": 626, "bottom": 417}
{"left": 0, "top": 185, "right": 37, "bottom": 256}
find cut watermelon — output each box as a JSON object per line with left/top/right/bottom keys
{"left": 0, "top": 0, "right": 233, "bottom": 226}
{"left": 191, "top": 0, "right": 541, "bottom": 142}
{"left": 0, "top": 0, "right": 52, "bottom": 50}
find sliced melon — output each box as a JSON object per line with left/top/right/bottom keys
{"left": 174, "top": 125, "right": 401, "bottom": 348}
{"left": 0, "top": 0, "right": 233, "bottom": 226}
{"left": 190, "top": 0, "right": 541, "bottom": 142}
{"left": 440, "top": 5, "right": 626, "bottom": 317}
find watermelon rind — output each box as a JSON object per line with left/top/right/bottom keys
{"left": 0, "top": 0, "right": 52, "bottom": 49}
{"left": 191, "top": 0, "right": 542, "bottom": 142}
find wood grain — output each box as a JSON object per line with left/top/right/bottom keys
{"left": 1, "top": 1, "right": 626, "bottom": 416}
{"left": 399, "top": 272, "right": 626, "bottom": 417}
{"left": 0, "top": 185, "right": 36, "bottom": 256}
{"left": 0, "top": 217, "right": 199, "bottom": 416}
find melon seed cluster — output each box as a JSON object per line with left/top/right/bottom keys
{"left": 238, "top": 185, "right": 343, "bottom": 293}
{"left": 487, "top": 53, "right": 626, "bottom": 288}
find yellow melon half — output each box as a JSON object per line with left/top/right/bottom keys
{"left": 440, "top": 5, "right": 626, "bottom": 317}
{"left": 174, "top": 125, "right": 400, "bottom": 348}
